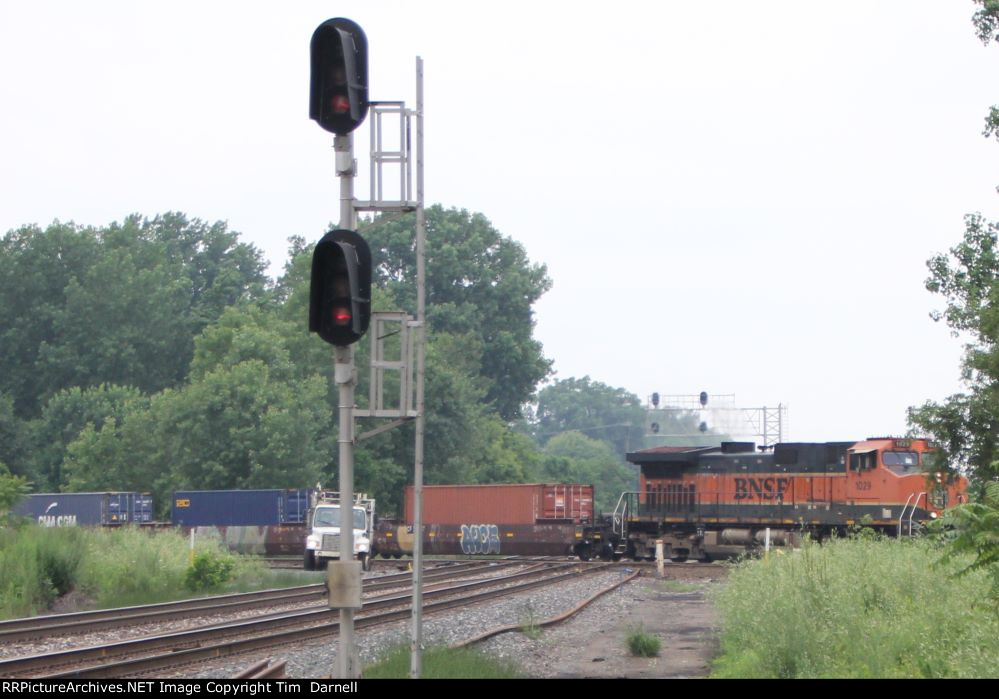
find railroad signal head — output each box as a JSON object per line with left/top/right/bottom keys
{"left": 699, "top": 391, "right": 709, "bottom": 407}
{"left": 309, "top": 229, "right": 372, "bottom": 346}
{"left": 310, "top": 18, "right": 368, "bottom": 135}
{"left": 651, "top": 392, "right": 660, "bottom": 408}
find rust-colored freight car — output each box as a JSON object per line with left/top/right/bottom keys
{"left": 403, "top": 483, "right": 594, "bottom": 525}
{"left": 378, "top": 483, "right": 613, "bottom": 559}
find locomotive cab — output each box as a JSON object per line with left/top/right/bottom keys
{"left": 846, "top": 438, "right": 967, "bottom": 523}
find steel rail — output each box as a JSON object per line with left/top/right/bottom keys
{"left": 0, "top": 560, "right": 509, "bottom": 642}
{"left": 0, "top": 562, "right": 588, "bottom": 678}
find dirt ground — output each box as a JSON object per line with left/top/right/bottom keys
{"left": 534, "top": 566, "right": 723, "bottom": 679}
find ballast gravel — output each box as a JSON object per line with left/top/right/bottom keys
{"left": 188, "top": 567, "right": 640, "bottom": 679}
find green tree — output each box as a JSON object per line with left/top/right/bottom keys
{"left": 974, "top": 2, "right": 999, "bottom": 148}
{"left": 537, "top": 431, "right": 637, "bottom": 512}
{"left": 907, "top": 4, "right": 999, "bottom": 490}
{"left": 907, "top": 196, "right": 999, "bottom": 485}
{"left": 535, "top": 377, "right": 648, "bottom": 456}
{"left": 273, "top": 229, "right": 550, "bottom": 499}
{"left": 0, "top": 462, "right": 31, "bottom": 517}
{"left": 0, "top": 222, "right": 100, "bottom": 416}
{"left": 0, "top": 393, "right": 31, "bottom": 482}
{"left": 0, "top": 214, "right": 268, "bottom": 418}
{"left": 363, "top": 207, "right": 552, "bottom": 419}
{"left": 62, "top": 307, "right": 332, "bottom": 513}
{"left": 29, "top": 384, "right": 144, "bottom": 492}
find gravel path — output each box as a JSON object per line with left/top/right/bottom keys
{"left": 476, "top": 572, "right": 722, "bottom": 678}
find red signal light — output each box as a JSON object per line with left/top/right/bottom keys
{"left": 331, "top": 95, "right": 350, "bottom": 114}
{"left": 333, "top": 306, "right": 352, "bottom": 325}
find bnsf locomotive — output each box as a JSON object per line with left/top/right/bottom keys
{"left": 618, "top": 437, "right": 969, "bottom": 561}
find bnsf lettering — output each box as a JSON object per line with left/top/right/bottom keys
{"left": 37, "top": 515, "right": 78, "bottom": 527}
{"left": 734, "top": 477, "right": 792, "bottom": 501}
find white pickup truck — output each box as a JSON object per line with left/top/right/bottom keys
{"left": 303, "top": 490, "right": 375, "bottom": 571}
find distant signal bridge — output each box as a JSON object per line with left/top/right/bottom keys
{"left": 645, "top": 392, "right": 788, "bottom": 447}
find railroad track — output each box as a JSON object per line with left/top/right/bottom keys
{"left": 263, "top": 555, "right": 411, "bottom": 569}
{"left": 0, "top": 560, "right": 517, "bottom": 643}
{"left": 475, "top": 554, "right": 728, "bottom": 573}
{"left": 0, "top": 561, "right": 599, "bottom": 678}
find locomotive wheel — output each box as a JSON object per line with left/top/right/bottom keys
{"left": 599, "top": 544, "right": 614, "bottom": 561}
{"left": 576, "top": 546, "right": 592, "bottom": 562}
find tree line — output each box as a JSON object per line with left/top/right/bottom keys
{"left": 907, "top": 1, "right": 999, "bottom": 494}
{"left": 0, "top": 207, "right": 699, "bottom": 517}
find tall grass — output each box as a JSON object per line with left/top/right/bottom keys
{"left": 0, "top": 524, "right": 271, "bottom": 618}
{"left": 712, "top": 537, "right": 999, "bottom": 678}
{"left": 0, "top": 525, "right": 86, "bottom": 618}
{"left": 363, "top": 645, "right": 523, "bottom": 679}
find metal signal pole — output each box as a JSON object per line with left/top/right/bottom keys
{"left": 410, "top": 55, "right": 426, "bottom": 680}
{"left": 334, "top": 132, "right": 359, "bottom": 680}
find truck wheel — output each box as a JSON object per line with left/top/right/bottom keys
{"left": 360, "top": 553, "right": 372, "bottom": 572}
{"left": 304, "top": 550, "right": 316, "bottom": 571}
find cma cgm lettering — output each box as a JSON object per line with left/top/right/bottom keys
{"left": 37, "top": 515, "right": 78, "bottom": 527}
{"left": 733, "top": 477, "right": 792, "bottom": 501}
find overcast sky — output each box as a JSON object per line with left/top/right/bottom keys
{"left": 2, "top": 1, "right": 998, "bottom": 443}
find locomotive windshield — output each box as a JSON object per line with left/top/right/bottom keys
{"left": 883, "top": 451, "right": 919, "bottom": 474}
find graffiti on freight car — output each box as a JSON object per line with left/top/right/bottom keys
{"left": 460, "top": 524, "right": 501, "bottom": 555}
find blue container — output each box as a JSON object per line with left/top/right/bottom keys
{"left": 171, "top": 489, "right": 310, "bottom": 526}
{"left": 11, "top": 492, "right": 153, "bottom": 526}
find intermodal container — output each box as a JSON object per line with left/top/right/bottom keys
{"left": 403, "top": 483, "right": 594, "bottom": 525}
{"left": 171, "top": 489, "right": 310, "bottom": 526}
{"left": 11, "top": 492, "right": 153, "bottom": 527}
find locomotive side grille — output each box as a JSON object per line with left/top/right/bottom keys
{"left": 646, "top": 483, "right": 697, "bottom": 513}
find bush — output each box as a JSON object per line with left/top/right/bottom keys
{"left": 712, "top": 537, "right": 999, "bottom": 678}
{"left": 184, "top": 551, "right": 236, "bottom": 591}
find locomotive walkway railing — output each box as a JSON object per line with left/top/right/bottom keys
{"left": 898, "top": 491, "right": 926, "bottom": 538}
